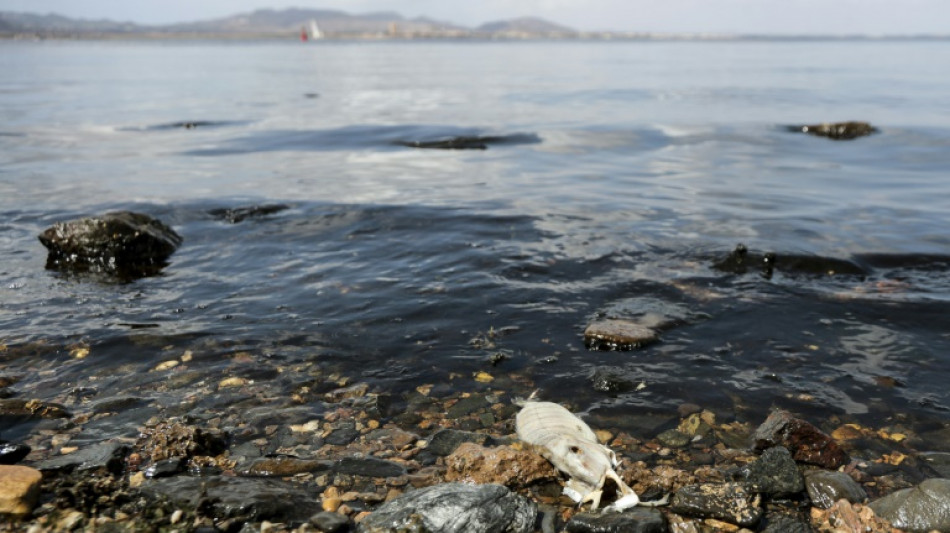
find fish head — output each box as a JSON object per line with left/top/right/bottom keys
{"left": 544, "top": 436, "right": 612, "bottom": 488}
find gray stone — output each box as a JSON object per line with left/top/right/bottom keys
{"left": 426, "top": 428, "right": 490, "bottom": 456}
{"left": 761, "top": 512, "right": 814, "bottom": 533}
{"left": 309, "top": 511, "right": 352, "bottom": 532}
{"left": 357, "top": 482, "right": 536, "bottom": 533}
{"left": 804, "top": 470, "right": 867, "bottom": 509}
{"left": 670, "top": 482, "right": 763, "bottom": 527}
{"left": 735, "top": 446, "right": 804, "bottom": 497}
{"left": 565, "top": 508, "right": 666, "bottom": 533}
{"left": 142, "top": 476, "right": 321, "bottom": 523}
{"left": 868, "top": 478, "right": 950, "bottom": 533}
{"left": 335, "top": 456, "right": 406, "bottom": 478}
{"left": 34, "top": 440, "right": 128, "bottom": 475}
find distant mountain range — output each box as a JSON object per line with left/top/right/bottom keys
{"left": 0, "top": 8, "right": 578, "bottom": 39}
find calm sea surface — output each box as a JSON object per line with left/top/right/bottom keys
{"left": 1, "top": 40, "right": 949, "bottom": 444}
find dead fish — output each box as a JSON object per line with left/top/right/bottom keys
{"left": 515, "top": 399, "right": 642, "bottom": 511}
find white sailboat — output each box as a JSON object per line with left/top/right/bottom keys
{"left": 308, "top": 20, "right": 322, "bottom": 40}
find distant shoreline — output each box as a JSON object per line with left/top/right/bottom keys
{"left": 3, "top": 31, "right": 949, "bottom": 42}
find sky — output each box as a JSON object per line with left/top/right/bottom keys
{"left": 2, "top": 0, "right": 946, "bottom": 35}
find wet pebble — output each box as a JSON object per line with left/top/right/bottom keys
{"left": 670, "top": 482, "right": 763, "bottom": 527}
{"left": 565, "top": 508, "right": 666, "bottom": 533}
{"left": 309, "top": 510, "right": 351, "bottom": 532}
{"left": 804, "top": 469, "right": 868, "bottom": 509}
{"left": 733, "top": 446, "right": 804, "bottom": 497}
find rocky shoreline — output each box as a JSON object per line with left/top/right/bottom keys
{"left": 2, "top": 381, "right": 949, "bottom": 532}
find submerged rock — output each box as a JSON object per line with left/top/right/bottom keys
{"left": 143, "top": 476, "right": 322, "bottom": 523}
{"left": 0, "top": 465, "right": 42, "bottom": 517}
{"left": 868, "top": 478, "right": 950, "bottom": 533}
{"left": 805, "top": 470, "right": 868, "bottom": 509}
{"left": 714, "top": 243, "right": 867, "bottom": 279}
{"left": 398, "top": 136, "right": 496, "bottom": 150}
{"left": 752, "top": 410, "right": 850, "bottom": 469}
{"left": 789, "top": 121, "right": 878, "bottom": 140}
{"left": 0, "top": 398, "right": 71, "bottom": 420}
{"left": 584, "top": 319, "right": 658, "bottom": 351}
{"left": 38, "top": 211, "right": 182, "bottom": 279}
{"left": 34, "top": 440, "right": 129, "bottom": 475}
{"left": 565, "top": 508, "right": 666, "bottom": 533}
{"left": 426, "top": 428, "right": 492, "bottom": 456}
{"left": 209, "top": 204, "right": 289, "bottom": 223}
{"left": 357, "top": 482, "right": 536, "bottom": 533}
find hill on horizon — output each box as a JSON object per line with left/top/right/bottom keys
{"left": 0, "top": 7, "right": 576, "bottom": 37}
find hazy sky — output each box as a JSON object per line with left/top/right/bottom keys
{"left": 3, "top": 0, "right": 946, "bottom": 34}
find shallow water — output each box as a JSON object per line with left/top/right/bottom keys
{"left": 1, "top": 40, "right": 949, "bottom": 448}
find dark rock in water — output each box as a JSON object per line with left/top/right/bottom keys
{"left": 0, "top": 399, "right": 71, "bottom": 420}
{"left": 713, "top": 243, "right": 867, "bottom": 279}
{"left": 34, "top": 440, "right": 129, "bottom": 475}
{"left": 868, "top": 478, "right": 950, "bottom": 533}
{"left": 38, "top": 211, "right": 182, "bottom": 279}
{"left": 335, "top": 456, "right": 406, "bottom": 478}
{"left": 920, "top": 452, "right": 950, "bottom": 478}
{"left": 566, "top": 508, "right": 666, "bottom": 533}
{"left": 309, "top": 511, "right": 351, "bottom": 532}
{"left": 804, "top": 469, "right": 867, "bottom": 509}
{"left": 789, "top": 121, "right": 877, "bottom": 140}
{"left": 734, "top": 446, "right": 804, "bottom": 498}
{"left": 0, "top": 441, "right": 31, "bottom": 465}
{"left": 142, "top": 475, "right": 322, "bottom": 523}
{"left": 760, "top": 511, "right": 814, "bottom": 533}
{"left": 657, "top": 429, "right": 691, "bottom": 448}
{"left": 325, "top": 420, "right": 360, "bottom": 446}
{"left": 398, "top": 135, "right": 494, "bottom": 150}
{"left": 447, "top": 394, "right": 491, "bottom": 419}
{"left": 584, "top": 319, "right": 658, "bottom": 351}
{"left": 426, "top": 428, "right": 492, "bottom": 456}
{"left": 670, "top": 482, "right": 763, "bottom": 527}
{"left": 356, "top": 482, "right": 536, "bottom": 533}
{"left": 209, "top": 204, "right": 290, "bottom": 223}
{"left": 396, "top": 132, "right": 541, "bottom": 150}
{"left": 589, "top": 367, "right": 634, "bottom": 394}
{"left": 144, "top": 456, "right": 184, "bottom": 479}
{"left": 752, "top": 410, "right": 850, "bottom": 469}
{"left": 238, "top": 457, "right": 333, "bottom": 477}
